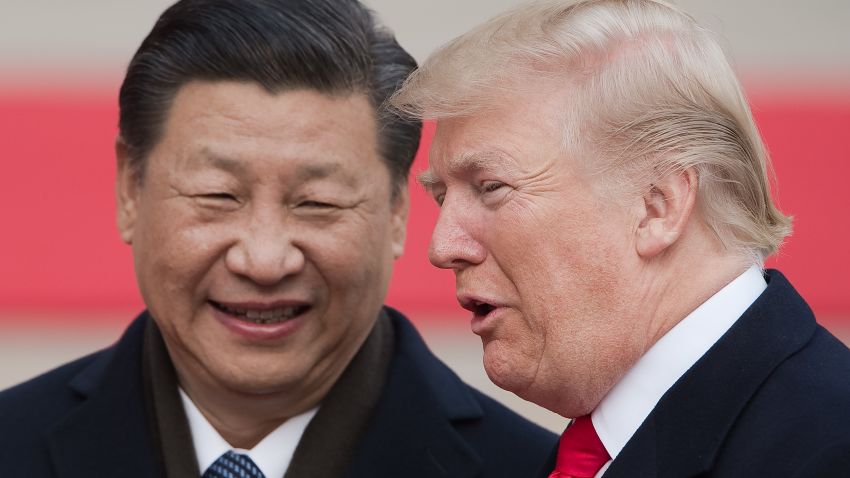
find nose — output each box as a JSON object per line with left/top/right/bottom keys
{"left": 225, "top": 208, "right": 305, "bottom": 286}
{"left": 428, "top": 196, "right": 486, "bottom": 270}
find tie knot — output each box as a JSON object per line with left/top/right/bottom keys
{"left": 203, "top": 450, "right": 266, "bottom": 478}
{"left": 551, "top": 416, "right": 610, "bottom": 478}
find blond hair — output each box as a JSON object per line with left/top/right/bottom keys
{"left": 392, "top": 0, "right": 791, "bottom": 262}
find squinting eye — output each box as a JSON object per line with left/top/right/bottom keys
{"left": 481, "top": 181, "right": 506, "bottom": 193}
{"left": 299, "top": 200, "right": 337, "bottom": 209}
{"left": 191, "top": 192, "right": 241, "bottom": 212}
{"left": 435, "top": 193, "right": 445, "bottom": 206}
{"left": 201, "top": 193, "right": 237, "bottom": 201}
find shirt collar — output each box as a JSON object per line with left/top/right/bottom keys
{"left": 179, "top": 388, "right": 318, "bottom": 478}
{"left": 592, "top": 265, "right": 766, "bottom": 459}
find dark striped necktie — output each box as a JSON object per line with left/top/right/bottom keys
{"left": 202, "top": 450, "right": 266, "bottom": 478}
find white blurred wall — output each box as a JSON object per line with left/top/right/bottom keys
{"left": 1, "top": 0, "right": 848, "bottom": 79}
{"left": 366, "top": 0, "right": 850, "bottom": 77}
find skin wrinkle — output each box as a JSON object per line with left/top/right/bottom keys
{"left": 176, "top": 154, "right": 370, "bottom": 218}
{"left": 421, "top": 151, "right": 518, "bottom": 192}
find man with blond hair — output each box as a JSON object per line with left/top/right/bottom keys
{"left": 393, "top": 0, "right": 850, "bottom": 476}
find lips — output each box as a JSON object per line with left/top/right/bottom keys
{"left": 457, "top": 293, "right": 509, "bottom": 336}
{"left": 459, "top": 298, "right": 496, "bottom": 317}
{"left": 457, "top": 293, "right": 506, "bottom": 318}
{"left": 209, "top": 299, "right": 312, "bottom": 342}
{"left": 209, "top": 300, "right": 311, "bottom": 325}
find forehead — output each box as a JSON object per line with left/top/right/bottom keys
{"left": 427, "top": 89, "right": 570, "bottom": 181}
{"left": 153, "top": 81, "right": 379, "bottom": 169}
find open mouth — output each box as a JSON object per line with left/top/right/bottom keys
{"left": 209, "top": 301, "right": 311, "bottom": 325}
{"left": 472, "top": 301, "right": 495, "bottom": 317}
{"left": 460, "top": 298, "right": 497, "bottom": 317}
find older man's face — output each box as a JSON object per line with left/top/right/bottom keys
{"left": 426, "top": 89, "right": 644, "bottom": 415}
{"left": 116, "top": 82, "right": 406, "bottom": 400}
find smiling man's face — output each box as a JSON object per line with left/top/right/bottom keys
{"left": 424, "top": 87, "right": 645, "bottom": 415}
{"left": 116, "top": 81, "right": 407, "bottom": 403}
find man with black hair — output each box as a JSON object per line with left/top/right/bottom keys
{"left": 0, "top": 1, "right": 555, "bottom": 476}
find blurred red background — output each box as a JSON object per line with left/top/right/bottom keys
{"left": 1, "top": 83, "right": 849, "bottom": 325}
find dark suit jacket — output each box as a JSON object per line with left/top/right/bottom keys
{"left": 0, "top": 307, "right": 555, "bottom": 478}
{"left": 537, "top": 269, "right": 850, "bottom": 478}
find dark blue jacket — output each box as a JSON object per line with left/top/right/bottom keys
{"left": 0, "top": 307, "right": 556, "bottom": 477}
{"left": 538, "top": 270, "right": 850, "bottom": 478}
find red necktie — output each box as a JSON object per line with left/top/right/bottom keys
{"left": 548, "top": 415, "right": 611, "bottom": 478}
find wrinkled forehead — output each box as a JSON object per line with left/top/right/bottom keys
{"left": 421, "top": 89, "right": 574, "bottom": 186}
{"left": 420, "top": 148, "right": 524, "bottom": 189}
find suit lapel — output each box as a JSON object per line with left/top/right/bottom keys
{"left": 604, "top": 271, "right": 816, "bottom": 478}
{"left": 534, "top": 443, "right": 559, "bottom": 478}
{"left": 343, "top": 310, "right": 482, "bottom": 478}
{"left": 46, "top": 314, "right": 160, "bottom": 478}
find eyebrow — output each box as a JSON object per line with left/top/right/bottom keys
{"left": 198, "top": 150, "right": 348, "bottom": 183}
{"left": 201, "top": 153, "right": 246, "bottom": 175}
{"left": 416, "top": 169, "right": 440, "bottom": 188}
{"left": 294, "top": 163, "right": 342, "bottom": 182}
{"left": 417, "top": 150, "right": 516, "bottom": 188}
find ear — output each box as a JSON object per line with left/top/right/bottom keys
{"left": 390, "top": 186, "right": 410, "bottom": 259}
{"left": 115, "top": 137, "right": 141, "bottom": 245}
{"left": 635, "top": 167, "right": 698, "bottom": 258}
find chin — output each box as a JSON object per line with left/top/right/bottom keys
{"left": 548, "top": 394, "right": 599, "bottom": 418}
{"left": 209, "top": 359, "right": 300, "bottom": 395}
{"left": 221, "top": 372, "right": 295, "bottom": 396}
{"left": 481, "top": 342, "right": 535, "bottom": 396}
{"left": 482, "top": 342, "right": 600, "bottom": 418}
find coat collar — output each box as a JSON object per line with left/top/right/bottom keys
{"left": 45, "top": 308, "right": 486, "bottom": 478}
{"left": 343, "top": 307, "right": 484, "bottom": 478}
{"left": 603, "top": 270, "right": 816, "bottom": 478}
{"left": 47, "top": 312, "right": 161, "bottom": 478}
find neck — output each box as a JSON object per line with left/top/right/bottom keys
{"left": 177, "top": 373, "right": 324, "bottom": 449}
{"left": 635, "top": 234, "right": 754, "bottom": 356}
{"left": 160, "top": 317, "right": 374, "bottom": 449}
{"left": 543, "top": 227, "right": 756, "bottom": 418}
{"left": 169, "top": 357, "right": 343, "bottom": 449}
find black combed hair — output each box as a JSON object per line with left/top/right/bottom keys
{"left": 119, "top": 0, "right": 421, "bottom": 190}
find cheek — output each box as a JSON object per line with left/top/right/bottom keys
{"left": 302, "top": 214, "right": 396, "bottom": 295}
{"left": 483, "top": 211, "right": 557, "bottom": 295}
{"left": 133, "top": 211, "right": 230, "bottom": 310}
{"left": 489, "top": 213, "right": 624, "bottom": 334}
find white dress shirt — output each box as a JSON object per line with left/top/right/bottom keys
{"left": 179, "top": 389, "right": 318, "bottom": 478}
{"left": 590, "top": 265, "right": 767, "bottom": 477}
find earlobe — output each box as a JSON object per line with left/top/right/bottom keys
{"left": 390, "top": 186, "right": 410, "bottom": 259}
{"left": 635, "top": 168, "right": 698, "bottom": 259}
{"left": 115, "top": 137, "right": 140, "bottom": 245}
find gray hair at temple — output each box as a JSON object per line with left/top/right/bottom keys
{"left": 391, "top": 0, "right": 792, "bottom": 263}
